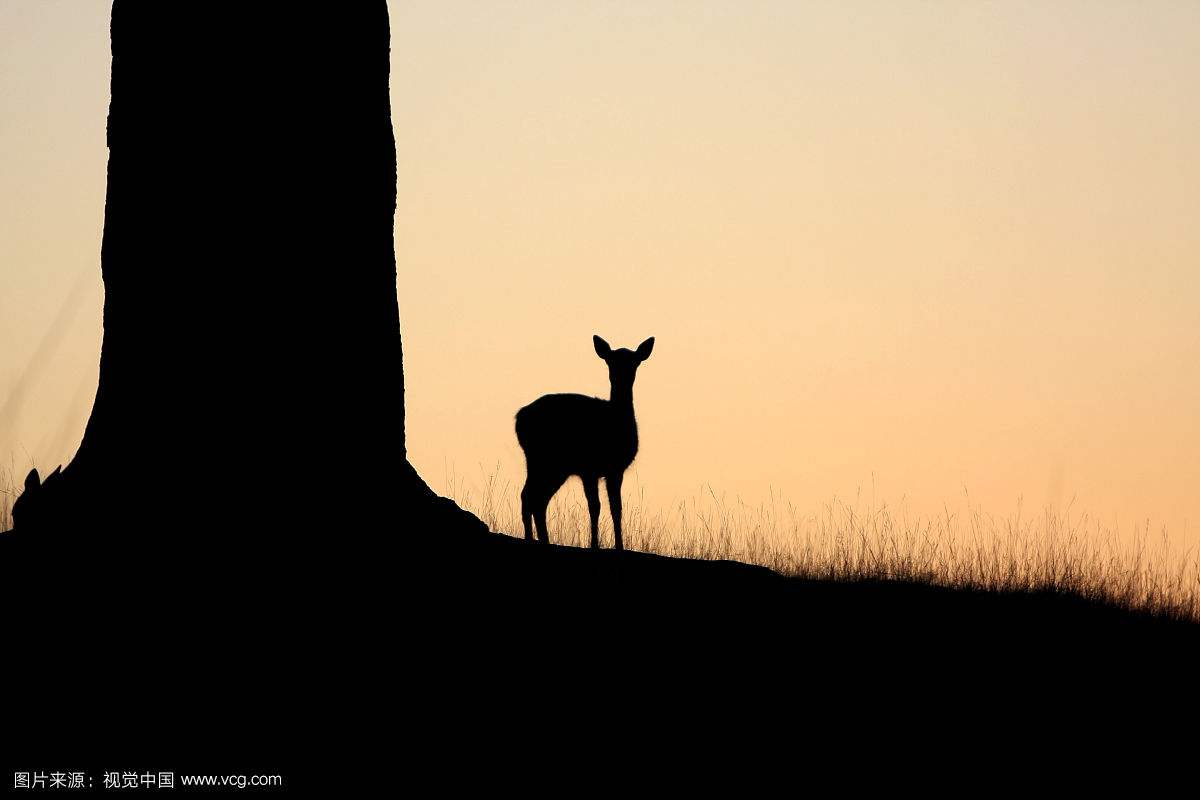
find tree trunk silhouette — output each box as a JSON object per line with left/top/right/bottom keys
{"left": 2, "top": 5, "right": 490, "bottom": 758}
{"left": 9, "top": 3, "right": 484, "bottom": 559}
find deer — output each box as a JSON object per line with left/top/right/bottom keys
{"left": 515, "top": 335, "right": 655, "bottom": 550}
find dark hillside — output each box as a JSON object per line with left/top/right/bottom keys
{"left": 429, "top": 527, "right": 1198, "bottom": 658}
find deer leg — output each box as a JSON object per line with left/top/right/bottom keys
{"left": 533, "top": 497, "right": 551, "bottom": 545}
{"left": 606, "top": 473, "right": 625, "bottom": 551}
{"left": 533, "top": 474, "right": 565, "bottom": 545}
{"left": 520, "top": 479, "right": 536, "bottom": 541}
{"left": 583, "top": 477, "right": 602, "bottom": 549}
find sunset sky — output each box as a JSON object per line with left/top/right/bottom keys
{"left": 2, "top": 1, "right": 1197, "bottom": 547}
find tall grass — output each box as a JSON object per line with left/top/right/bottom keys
{"left": 0, "top": 462, "right": 16, "bottom": 533}
{"left": 5, "top": 457, "right": 1196, "bottom": 622}
{"left": 445, "top": 463, "right": 1200, "bottom": 623}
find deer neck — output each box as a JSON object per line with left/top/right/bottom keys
{"left": 609, "top": 384, "right": 635, "bottom": 417}
{"left": 609, "top": 382, "right": 639, "bottom": 459}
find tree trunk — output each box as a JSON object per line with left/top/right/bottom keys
{"left": 9, "top": 3, "right": 483, "bottom": 555}
{"left": 3, "top": 3, "right": 489, "bottom": 759}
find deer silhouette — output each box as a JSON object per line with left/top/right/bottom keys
{"left": 515, "top": 335, "right": 655, "bottom": 550}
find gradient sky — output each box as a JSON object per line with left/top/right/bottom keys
{"left": 2, "top": 2, "right": 1197, "bottom": 547}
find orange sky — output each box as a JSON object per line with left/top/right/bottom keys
{"left": 2, "top": 2, "right": 1198, "bottom": 547}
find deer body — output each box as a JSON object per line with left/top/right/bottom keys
{"left": 515, "top": 335, "right": 654, "bottom": 550}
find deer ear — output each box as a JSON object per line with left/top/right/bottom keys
{"left": 636, "top": 337, "right": 655, "bottom": 361}
{"left": 593, "top": 335, "right": 612, "bottom": 359}
{"left": 23, "top": 468, "right": 41, "bottom": 492}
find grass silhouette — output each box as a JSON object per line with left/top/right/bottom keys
{"left": 0, "top": 462, "right": 16, "bottom": 533}
{"left": 445, "top": 463, "right": 1200, "bottom": 624}
{"left": 4, "top": 457, "right": 1196, "bottom": 624}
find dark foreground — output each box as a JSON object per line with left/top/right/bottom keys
{"left": 4, "top": 518, "right": 1197, "bottom": 785}
{"left": 433, "top": 526, "right": 1197, "bottom": 654}
{"left": 428, "top": 526, "right": 1199, "bottom": 774}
